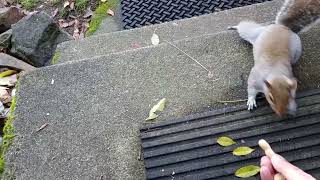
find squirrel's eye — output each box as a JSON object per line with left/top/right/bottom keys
{"left": 269, "top": 94, "right": 274, "bottom": 103}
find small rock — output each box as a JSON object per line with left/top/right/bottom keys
{"left": 0, "top": 0, "right": 5, "bottom": 8}
{"left": 0, "top": 53, "right": 36, "bottom": 72}
{"left": 0, "top": 7, "right": 25, "bottom": 33}
{"left": 10, "top": 12, "right": 73, "bottom": 67}
{"left": 0, "top": 29, "right": 12, "bottom": 49}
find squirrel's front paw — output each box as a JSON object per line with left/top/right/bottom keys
{"left": 288, "top": 100, "right": 297, "bottom": 116}
{"left": 247, "top": 97, "right": 257, "bottom": 111}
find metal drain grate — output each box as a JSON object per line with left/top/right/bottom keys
{"left": 120, "top": 0, "right": 272, "bottom": 29}
{"left": 140, "top": 89, "right": 320, "bottom": 180}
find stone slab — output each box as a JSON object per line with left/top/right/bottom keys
{"left": 55, "top": 0, "right": 284, "bottom": 64}
{"left": 4, "top": 26, "right": 320, "bottom": 179}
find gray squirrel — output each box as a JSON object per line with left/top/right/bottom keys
{"left": 228, "top": 0, "right": 320, "bottom": 116}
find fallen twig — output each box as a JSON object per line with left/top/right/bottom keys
{"left": 36, "top": 123, "right": 49, "bottom": 132}
{"left": 218, "top": 99, "right": 247, "bottom": 103}
{"left": 164, "top": 40, "right": 212, "bottom": 75}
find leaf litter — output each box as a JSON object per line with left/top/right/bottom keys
{"left": 0, "top": 68, "right": 19, "bottom": 119}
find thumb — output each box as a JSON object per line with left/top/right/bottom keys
{"left": 271, "top": 154, "right": 316, "bottom": 180}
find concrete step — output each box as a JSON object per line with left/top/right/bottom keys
{"left": 4, "top": 24, "right": 320, "bottom": 179}
{"left": 55, "top": 0, "right": 284, "bottom": 64}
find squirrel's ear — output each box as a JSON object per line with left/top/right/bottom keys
{"left": 264, "top": 80, "right": 272, "bottom": 89}
{"left": 283, "top": 75, "right": 297, "bottom": 90}
{"left": 288, "top": 78, "right": 298, "bottom": 90}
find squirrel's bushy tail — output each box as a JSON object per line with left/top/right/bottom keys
{"left": 275, "top": 0, "right": 320, "bottom": 33}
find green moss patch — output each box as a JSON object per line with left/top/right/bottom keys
{"left": 86, "top": 0, "right": 119, "bottom": 36}
{"left": 75, "top": 0, "right": 89, "bottom": 12}
{"left": 19, "top": 0, "right": 38, "bottom": 10}
{"left": 51, "top": 51, "right": 61, "bottom": 65}
{"left": 0, "top": 95, "right": 17, "bottom": 176}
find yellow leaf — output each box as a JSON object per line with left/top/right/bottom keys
{"left": 145, "top": 98, "right": 167, "bottom": 121}
{"left": 0, "top": 70, "right": 17, "bottom": 78}
{"left": 146, "top": 113, "right": 158, "bottom": 121}
{"left": 235, "top": 165, "right": 260, "bottom": 178}
{"left": 233, "top": 146, "right": 255, "bottom": 156}
{"left": 217, "top": 136, "right": 236, "bottom": 147}
{"left": 101, "top": 0, "right": 106, "bottom": 2}
{"left": 150, "top": 98, "right": 166, "bottom": 113}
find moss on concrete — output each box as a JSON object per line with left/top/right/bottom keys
{"left": 0, "top": 94, "right": 17, "bottom": 176}
{"left": 86, "top": 0, "right": 119, "bottom": 36}
{"left": 19, "top": 0, "right": 38, "bottom": 10}
{"left": 51, "top": 51, "right": 61, "bottom": 65}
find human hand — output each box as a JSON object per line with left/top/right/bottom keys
{"left": 260, "top": 154, "right": 316, "bottom": 180}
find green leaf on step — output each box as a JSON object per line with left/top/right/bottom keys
{"left": 217, "top": 136, "right": 236, "bottom": 147}
{"left": 235, "top": 165, "right": 260, "bottom": 178}
{"left": 0, "top": 70, "right": 17, "bottom": 78}
{"left": 145, "top": 98, "right": 167, "bottom": 121}
{"left": 233, "top": 146, "right": 255, "bottom": 156}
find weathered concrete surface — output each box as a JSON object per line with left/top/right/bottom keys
{"left": 56, "top": 0, "right": 284, "bottom": 64}
{"left": 4, "top": 25, "right": 320, "bottom": 179}
{"left": 0, "top": 53, "right": 36, "bottom": 72}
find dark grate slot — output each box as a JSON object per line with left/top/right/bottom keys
{"left": 120, "top": 0, "right": 273, "bottom": 29}
{"left": 140, "top": 89, "right": 320, "bottom": 179}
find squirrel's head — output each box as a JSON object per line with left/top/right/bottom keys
{"left": 264, "top": 76, "right": 297, "bottom": 117}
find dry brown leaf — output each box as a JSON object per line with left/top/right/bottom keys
{"left": 61, "top": 22, "right": 70, "bottom": 28}
{"left": 58, "top": 19, "right": 72, "bottom": 28}
{"left": 51, "top": 8, "right": 59, "bottom": 18}
{"left": 69, "top": 15, "right": 77, "bottom": 19}
{"left": 0, "top": 74, "right": 17, "bottom": 86}
{"left": 0, "top": 86, "right": 8, "bottom": 90}
{"left": 11, "top": 88, "right": 16, "bottom": 97}
{"left": 0, "top": 88, "right": 10, "bottom": 103}
{"left": 70, "top": 1, "right": 75, "bottom": 9}
{"left": 107, "top": 9, "right": 115, "bottom": 16}
{"left": 63, "top": 1, "right": 70, "bottom": 8}
{"left": 68, "top": 20, "right": 75, "bottom": 26}
{"left": 73, "top": 20, "right": 81, "bottom": 40}
{"left": 83, "top": 6, "right": 93, "bottom": 18}
{"left": 0, "top": 101, "right": 4, "bottom": 113}
{"left": 81, "top": 22, "right": 90, "bottom": 36}
{"left": 36, "top": 123, "right": 49, "bottom": 132}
